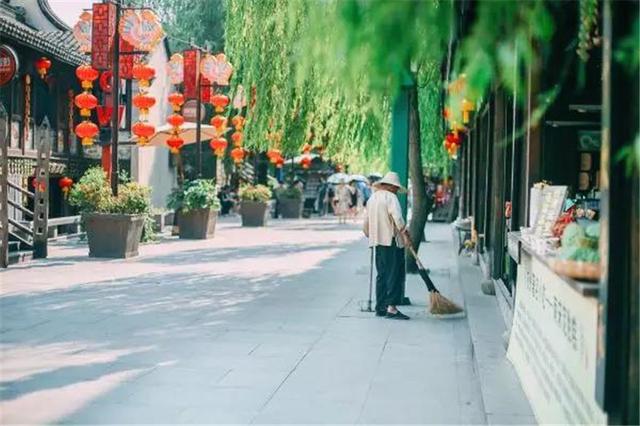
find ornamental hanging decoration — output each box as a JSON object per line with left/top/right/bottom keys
{"left": 73, "top": 11, "right": 92, "bottom": 53}
{"left": 58, "top": 176, "right": 73, "bottom": 199}
{"left": 34, "top": 57, "right": 51, "bottom": 79}
{"left": 229, "top": 113, "right": 245, "bottom": 164}
{"left": 266, "top": 131, "right": 283, "bottom": 165}
{"left": 443, "top": 131, "right": 461, "bottom": 159}
{"left": 211, "top": 93, "right": 230, "bottom": 113}
{"left": 131, "top": 62, "right": 156, "bottom": 145}
{"left": 118, "top": 9, "right": 164, "bottom": 53}
{"left": 209, "top": 137, "right": 228, "bottom": 157}
{"left": 183, "top": 49, "right": 199, "bottom": 100}
{"left": 166, "top": 92, "right": 185, "bottom": 153}
{"left": 300, "top": 143, "right": 312, "bottom": 169}
{"left": 200, "top": 53, "right": 233, "bottom": 86}
{"left": 74, "top": 64, "right": 99, "bottom": 146}
{"left": 232, "top": 85, "right": 247, "bottom": 110}
{"left": 461, "top": 98, "right": 474, "bottom": 124}
{"left": 167, "top": 53, "right": 184, "bottom": 85}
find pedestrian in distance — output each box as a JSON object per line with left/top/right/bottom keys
{"left": 363, "top": 171, "right": 412, "bottom": 320}
{"left": 334, "top": 179, "right": 351, "bottom": 224}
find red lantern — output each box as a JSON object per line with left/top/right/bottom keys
{"left": 35, "top": 57, "right": 51, "bottom": 79}
{"left": 445, "top": 132, "right": 460, "bottom": 147}
{"left": 132, "top": 93, "right": 156, "bottom": 114}
{"left": 209, "top": 137, "right": 228, "bottom": 156}
{"left": 231, "top": 131, "right": 243, "bottom": 146}
{"left": 167, "top": 113, "right": 184, "bottom": 128}
{"left": 300, "top": 155, "right": 312, "bottom": 169}
{"left": 75, "top": 120, "right": 99, "bottom": 146}
{"left": 132, "top": 121, "right": 156, "bottom": 145}
{"left": 74, "top": 92, "right": 98, "bottom": 117}
{"left": 166, "top": 135, "right": 184, "bottom": 154}
{"left": 58, "top": 176, "right": 73, "bottom": 198}
{"left": 210, "top": 115, "right": 227, "bottom": 130}
{"left": 168, "top": 92, "right": 185, "bottom": 111}
{"left": 211, "top": 93, "right": 229, "bottom": 113}
{"left": 301, "top": 143, "right": 312, "bottom": 154}
{"left": 231, "top": 115, "right": 245, "bottom": 130}
{"left": 267, "top": 148, "right": 281, "bottom": 164}
{"left": 230, "top": 147, "right": 245, "bottom": 164}
{"left": 76, "top": 64, "right": 99, "bottom": 89}
{"left": 132, "top": 63, "right": 155, "bottom": 87}
{"left": 276, "top": 156, "right": 285, "bottom": 168}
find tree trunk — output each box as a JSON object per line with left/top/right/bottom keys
{"left": 406, "top": 83, "right": 429, "bottom": 274}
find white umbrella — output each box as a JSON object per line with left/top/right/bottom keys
{"left": 292, "top": 153, "right": 320, "bottom": 163}
{"left": 349, "top": 174, "right": 369, "bottom": 183}
{"left": 327, "top": 172, "right": 349, "bottom": 184}
{"left": 133, "top": 123, "right": 226, "bottom": 147}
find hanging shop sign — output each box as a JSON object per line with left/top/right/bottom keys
{"left": 91, "top": 2, "right": 117, "bottom": 70}
{"left": 118, "top": 10, "right": 164, "bottom": 53}
{"left": 232, "top": 85, "right": 247, "bottom": 109}
{"left": 507, "top": 252, "right": 607, "bottom": 425}
{"left": 0, "top": 45, "right": 19, "bottom": 87}
{"left": 183, "top": 49, "right": 200, "bottom": 100}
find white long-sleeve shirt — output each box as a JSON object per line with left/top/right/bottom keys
{"left": 363, "top": 189, "right": 406, "bottom": 248}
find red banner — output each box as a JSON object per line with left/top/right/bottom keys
{"left": 200, "top": 77, "right": 211, "bottom": 103}
{"left": 91, "top": 3, "right": 116, "bottom": 70}
{"left": 183, "top": 49, "right": 199, "bottom": 100}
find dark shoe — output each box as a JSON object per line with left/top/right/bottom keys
{"left": 386, "top": 310, "right": 410, "bottom": 320}
{"left": 375, "top": 310, "right": 387, "bottom": 317}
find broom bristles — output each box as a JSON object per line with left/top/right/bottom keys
{"left": 429, "top": 292, "right": 464, "bottom": 315}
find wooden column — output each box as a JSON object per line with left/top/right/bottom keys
{"left": 596, "top": 1, "right": 639, "bottom": 423}
{"left": 0, "top": 103, "right": 8, "bottom": 268}
{"left": 33, "top": 118, "right": 51, "bottom": 259}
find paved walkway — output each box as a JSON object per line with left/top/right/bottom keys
{"left": 1, "top": 218, "right": 485, "bottom": 424}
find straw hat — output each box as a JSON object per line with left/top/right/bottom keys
{"left": 373, "top": 172, "right": 406, "bottom": 192}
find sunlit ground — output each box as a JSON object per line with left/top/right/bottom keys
{"left": 0, "top": 218, "right": 363, "bottom": 424}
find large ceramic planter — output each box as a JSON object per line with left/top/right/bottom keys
{"left": 240, "top": 201, "right": 269, "bottom": 227}
{"left": 279, "top": 198, "right": 303, "bottom": 219}
{"left": 85, "top": 213, "right": 145, "bottom": 258}
{"left": 178, "top": 208, "right": 217, "bottom": 239}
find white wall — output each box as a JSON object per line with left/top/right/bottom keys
{"left": 130, "top": 43, "right": 176, "bottom": 210}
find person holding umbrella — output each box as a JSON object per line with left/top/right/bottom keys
{"left": 363, "top": 172, "right": 411, "bottom": 320}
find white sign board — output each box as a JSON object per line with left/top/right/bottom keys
{"left": 507, "top": 253, "right": 607, "bottom": 425}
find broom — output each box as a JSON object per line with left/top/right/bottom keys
{"left": 404, "top": 234, "right": 464, "bottom": 315}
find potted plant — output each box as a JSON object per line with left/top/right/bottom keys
{"left": 238, "top": 184, "right": 272, "bottom": 227}
{"left": 277, "top": 185, "right": 303, "bottom": 218}
{"left": 168, "top": 179, "right": 220, "bottom": 239}
{"left": 69, "top": 167, "right": 150, "bottom": 258}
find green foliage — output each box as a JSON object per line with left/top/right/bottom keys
{"left": 69, "top": 167, "right": 151, "bottom": 215}
{"left": 68, "top": 167, "right": 113, "bottom": 214}
{"left": 140, "top": 0, "right": 225, "bottom": 52}
{"left": 559, "top": 222, "right": 600, "bottom": 263}
{"left": 276, "top": 185, "right": 302, "bottom": 200}
{"left": 238, "top": 184, "right": 272, "bottom": 203}
{"left": 167, "top": 179, "right": 221, "bottom": 212}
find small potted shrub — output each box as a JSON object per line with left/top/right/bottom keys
{"left": 168, "top": 179, "right": 220, "bottom": 239}
{"left": 69, "top": 167, "right": 150, "bottom": 258}
{"left": 277, "top": 185, "right": 303, "bottom": 218}
{"left": 239, "top": 184, "right": 272, "bottom": 227}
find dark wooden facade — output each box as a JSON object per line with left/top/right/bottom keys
{"left": 455, "top": 1, "right": 638, "bottom": 423}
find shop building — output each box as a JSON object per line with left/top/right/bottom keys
{"left": 453, "top": 1, "right": 638, "bottom": 424}
{"left": 0, "top": 0, "right": 176, "bottom": 266}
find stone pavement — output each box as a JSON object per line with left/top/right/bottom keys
{"left": 0, "top": 217, "right": 524, "bottom": 424}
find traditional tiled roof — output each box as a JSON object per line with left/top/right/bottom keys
{"left": 0, "top": 14, "right": 85, "bottom": 66}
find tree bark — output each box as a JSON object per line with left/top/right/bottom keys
{"left": 406, "top": 83, "right": 430, "bottom": 274}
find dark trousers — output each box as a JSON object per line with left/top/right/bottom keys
{"left": 375, "top": 241, "right": 404, "bottom": 312}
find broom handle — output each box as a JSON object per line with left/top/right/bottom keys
{"left": 389, "top": 215, "right": 427, "bottom": 271}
